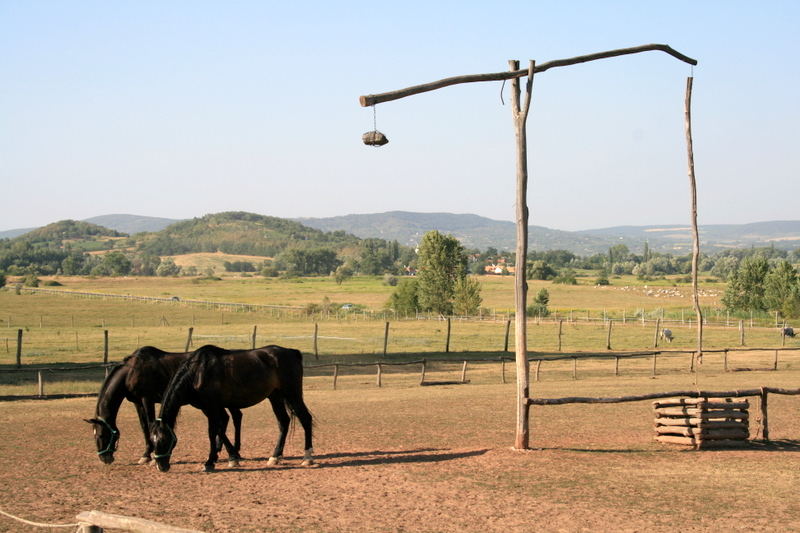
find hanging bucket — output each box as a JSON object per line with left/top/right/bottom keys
{"left": 362, "top": 130, "right": 389, "bottom": 146}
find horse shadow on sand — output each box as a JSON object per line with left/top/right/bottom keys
{"left": 204, "top": 448, "right": 489, "bottom": 473}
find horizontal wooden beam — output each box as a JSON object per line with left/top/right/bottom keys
{"left": 76, "top": 511, "right": 204, "bottom": 533}
{"left": 528, "top": 387, "right": 800, "bottom": 406}
{"left": 359, "top": 43, "right": 697, "bottom": 106}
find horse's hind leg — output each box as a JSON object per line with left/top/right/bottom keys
{"left": 267, "top": 392, "right": 290, "bottom": 466}
{"left": 213, "top": 409, "right": 241, "bottom": 467}
{"left": 289, "top": 397, "right": 314, "bottom": 466}
{"left": 229, "top": 407, "right": 243, "bottom": 454}
{"left": 134, "top": 400, "right": 155, "bottom": 464}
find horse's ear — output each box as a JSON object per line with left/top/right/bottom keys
{"left": 83, "top": 418, "right": 98, "bottom": 425}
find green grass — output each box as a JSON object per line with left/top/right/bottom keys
{"left": 1, "top": 274, "right": 797, "bottom": 396}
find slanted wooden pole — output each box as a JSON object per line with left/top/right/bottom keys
{"left": 503, "top": 319, "right": 511, "bottom": 352}
{"left": 252, "top": 325, "right": 258, "bottom": 349}
{"left": 760, "top": 389, "right": 770, "bottom": 441}
{"left": 383, "top": 321, "right": 390, "bottom": 356}
{"left": 606, "top": 320, "right": 613, "bottom": 350}
{"left": 333, "top": 364, "right": 339, "bottom": 390}
{"left": 313, "top": 323, "right": 319, "bottom": 359}
{"left": 653, "top": 317, "right": 661, "bottom": 348}
{"left": 557, "top": 319, "right": 563, "bottom": 352}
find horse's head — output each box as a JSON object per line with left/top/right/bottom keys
{"left": 84, "top": 417, "right": 119, "bottom": 464}
{"left": 149, "top": 418, "right": 178, "bottom": 472}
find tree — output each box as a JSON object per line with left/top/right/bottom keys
{"left": 387, "top": 279, "right": 419, "bottom": 315}
{"left": 0, "top": 272, "right": 5, "bottom": 288}
{"left": 334, "top": 264, "right": 353, "bottom": 285}
{"left": 416, "top": 231, "right": 468, "bottom": 315}
{"left": 526, "top": 260, "right": 556, "bottom": 281}
{"left": 528, "top": 288, "right": 550, "bottom": 317}
{"left": 764, "top": 260, "right": 800, "bottom": 318}
{"left": 722, "top": 255, "right": 769, "bottom": 312}
{"left": 102, "top": 251, "right": 133, "bottom": 276}
{"left": 157, "top": 258, "right": 182, "bottom": 277}
{"left": 453, "top": 276, "right": 482, "bottom": 315}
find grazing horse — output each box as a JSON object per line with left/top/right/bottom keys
{"left": 783, "top": 327, "right": 795, "bottom": 338}
{"left": 150, "top": 344, "right": 313, "bottom": 473}
{"left": 660, "top": 329, "right": 674, "bottom": 343}
{"left": 84, "top": 346, "right": 243, "bottom": 465}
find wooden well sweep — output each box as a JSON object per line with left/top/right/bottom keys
{"left": 654, "top": 397, "right": 749, "bottom": 449}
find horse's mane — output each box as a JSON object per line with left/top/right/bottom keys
{"left": 95, "top": 363, "right": 127, "bottom": 418}
{"left": 159, "top": 345, "right": 230, "bottom": 425}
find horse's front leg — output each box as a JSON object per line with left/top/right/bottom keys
{"left": 134, "top": 400, "right": 155, "bottom": 464}
{"left": 214, "top": 409, "right": 241, "bottom": 467}
{"left": 201, "top": 409, "right": 221, "bottom": 472}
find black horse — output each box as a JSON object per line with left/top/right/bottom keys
{"left": 150, "top": 344, "right": 313, "bottom": 473}
{"left": 84, "top": 346, "right": 243, "bottom": 465}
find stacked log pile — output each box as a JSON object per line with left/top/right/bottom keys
{"left": 654, "top": 397, "right": 749, "bottom": 449}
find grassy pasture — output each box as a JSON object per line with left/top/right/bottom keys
{"left": 0, "top": 274, "right": 797, "bottom": 396}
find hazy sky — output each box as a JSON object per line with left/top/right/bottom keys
{"left": 2, "top": 1, "right": 798, "bottom": 232}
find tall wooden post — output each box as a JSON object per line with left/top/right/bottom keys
{"left": 685, "top": 76, "right": 704, "bottom": 359}
{"left": 16, "top": 329, "right": 22, "bottom": 368}
{"left": 511, "top": 59, "right": 534, "bottom": 450}
{"left": 383, "top": 321, "right": 390, "bottom": 356}
{"left": 103, "top": 330, "right": 109, "bottom": 364}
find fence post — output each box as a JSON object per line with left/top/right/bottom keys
{"left": 739, "top": 320, "right": 744, "bottom": 346}
{"left": 333, "top": 364, "right": 339, "bottom": 390}
{"left": 16, "top": 329, "right": 22, "bottom": 368}
{"left": 383, "top": 321, "right": 390, "bottom": 357}
{"left": 653, "top": 318, "right": 661, "bottom": 348}
{"left": 500, "top": 357, "right": 506, "bottom": 384}
{"left": 535, "top": 359, "right": 542, "bottom": 382}
{"left": 723, "top": 349, "right": 728, "bottom": 372}
{"left": 313, "top": 323, "right": 319, "bottom": 359}
{"left": 460, "top": 361, "right": 468, "bottom": 383}
{"left": 37, "top": 370, "right": 44, "bottom": 397}
{"left": 614, "top": 356, "right": 619, "bottom": 376}
{"left": 606, "top": 321, "right": 613, "bottom": 350}
{"left": 185, "top": 327, "right": 194, "bottom": 352}
{"left": 503, "top": 320, "right": 511, "bottom": 352}
{"left": 652, "top": 352, "right": 658, "bottom": 376}
{"left": 445, "top": 318, "right": 451, "bottom": 353}
{"left": 420, "top": 359, "right": 426, "bottom": 385}
{"left": 252, "top": 325, "right": 257, "bottom": 349}
{"left": 774, "top": 350, "right": 779, "bottom": 371}
{"left": 103, "top": 330, "right": 109, "bottom": 364}
{"left": 376, "top": 363, "right": 382, "bottom": 387}
{"left": 557, "top": 320, "right": 563, "bottom": 352}
{"left": 760, "top": 390, "right": 770, "bottom": 441}
{"left": 572, "top": 356, "right": 577, "bottom": 380}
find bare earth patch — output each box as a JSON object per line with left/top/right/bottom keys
{"left": 1, "top": 382, "right": 800, "bottom": 532}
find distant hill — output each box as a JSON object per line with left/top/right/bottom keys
{"left": 19, "top": 220, "right": 124, "bottom": 243}
{"left": 298, "top": 212, "right": 800, "bottom": 254}
{"left": 84, "top": 214, "right": 181, "bottom": 234}
{"left": 1, "top": 214, "right": 179, "bottom": 240}
{"left": 296, "top": 211, "right": 610, "bottom": 254}
{"left": 138, "top": 211, "right": 361, "bottom": 257}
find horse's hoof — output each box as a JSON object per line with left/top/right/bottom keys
{"left": 137, "top": 456, "right": 152, "bottom": 465}
{"left": 301, "top": 458, "right": 316, "bottom": 467}
{"left": 267, "top": 456, "right": 280, "bottom": 466}
{"left": 228, "top": 459, "right": 240, "bottom": 468}
{"left": 202, "top": 464, "right": 216, "bottom": 473}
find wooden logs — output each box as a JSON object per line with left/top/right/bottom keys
{"left": 654, "top": 397, "right": 749, "bottom": 449}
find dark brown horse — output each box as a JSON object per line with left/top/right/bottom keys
{"left": 84, "top": 346, "right": 242, "bottom": 465}
{"left": 150, "top": 344, "right": 313, "bottom": 472}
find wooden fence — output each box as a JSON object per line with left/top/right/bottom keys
{"left": 527, "top": 386, "right": 800, "bottom": 442}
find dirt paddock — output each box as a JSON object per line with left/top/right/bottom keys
{"left": 1, "top": 376, "right": 800, "bottom": 532}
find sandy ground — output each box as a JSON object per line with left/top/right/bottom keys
{"left": 1, "top": 383, "right": 800, "bottom": 532}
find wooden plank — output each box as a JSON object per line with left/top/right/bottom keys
{"left": 656, "top": 408, "right": 749, "bottom": 420}
{"left": 655, "top": 419, "right": 747, "bottom": 429}
{"left": 653, "top": 397, "right": 747, "bottom": 407}
{"left": 655, "top": 426, "right": 748, "bottom": 439}
{"left": 76, "top": 510, "right": 205, "bottom": 533}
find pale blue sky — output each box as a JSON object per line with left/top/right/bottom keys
{"left": 1, "top": 1, "right": 798, "bottom": 232}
